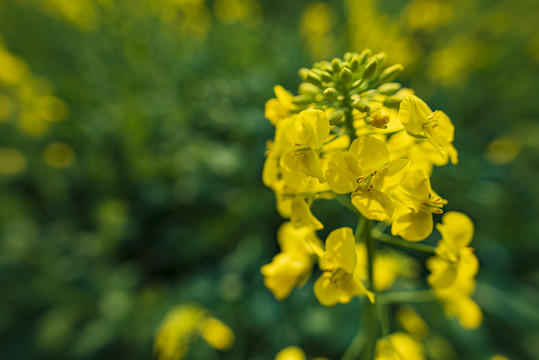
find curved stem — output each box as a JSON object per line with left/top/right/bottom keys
{"left": 378, "top": 289, "right": 436, "bottom": 305}
{"left": 340, "top": 315, "right": 366, "bottom": 360}
{"left": 371, "top": 231, "right": 436, "bottom": 253}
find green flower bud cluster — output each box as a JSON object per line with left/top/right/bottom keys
{"left": 289, "top": 51, "right": 406, "bottom": 134}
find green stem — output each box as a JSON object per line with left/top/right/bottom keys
{"left": 340, "top": 215, "right": 368, "bottom": 360}
{"left": 362, "top": 219, "right": 378, "bottom": 360}
{"left": 376, "top": 301, "right": 390, "bottom": 338}
{"left": 340, "top": 315, "right": 366, "bottom": 360}
{"left": 378, "top": 289, "right": 436, "bottom": 305}
{"left": 371, "top": 231, "right": 436, "bottom": 253}
{"left": 340, "top": 83, "right": 357, "bottom": 141}
{"left": 360, "top": 128, "right": 406, "bottom": 137}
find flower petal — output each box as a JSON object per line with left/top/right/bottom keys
{"left": 352, "top": 188, "right": 394, "bottom": 221}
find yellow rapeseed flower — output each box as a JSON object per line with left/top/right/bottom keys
{"left": 427, "top": 212, "right": 477, "bottom": 289}
{"left": 261, "top": 222, "right": 320, "bottom": 300}
{"left": 265, "top": 85, "right": 296, "bottom": 125}
{"left": 325, "top": 136, "right": 409, "bottom": 221}
{"left": 314, "top": 228, "right": 373, "bottom": 306}
{"left": 391, "top": 169, "right": 446, "bottom": 241}
{"left": 154, "top": 304, "right": 235, "bottom": 360}
{"left": 375, "top": 332, "right": 425, "bottom": 360}
{"left": 198, "top": 317, "right": 235, "bottom": 351}
{"left": 275, "top": 346, "right": 306, "bottom": 360}
{"left": 399, "top": 95, "right": 458, "bottom": 164}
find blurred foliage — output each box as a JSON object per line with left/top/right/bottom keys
{"left": 0, "top": 0, "right": 537, "bottom": 359}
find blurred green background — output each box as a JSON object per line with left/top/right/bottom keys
{"left": 0, "top": 0, "right": 538, "bottom": 359}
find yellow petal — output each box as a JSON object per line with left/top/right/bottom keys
{"left": 291, "top": 196, "right": 323, "bottom": 230}
{"left": 299, "top": 148, "right": 325, "bottom": 182}
{"left": 324, "top": 227, "right": 357, "bottom": 273}
{"left": 280, "top": 149, "right": 311, "bottom": 190}
{"left": 262, "top": 152, "right": 280, "bottom": 188}
{"left": 277, "top": 222, "right": 318, "bottom": 254}
{"left": 391, "top": 169, "right": 430, "bottom": 212}
{"left": 375, "top": 159, "right": 410, "bottom": 192}
{"left": 392, "top": 210, "right": 433, "bottom": 241}
{"left": 446, "top": 295, "right": 483, "bottom": 330}
{"left": 265, "top": 98, "right": 289, "bottom": 125}
{"left": 436, "top": 211, "right": 474, "bottom": 249}
{"left": 274, "top": 85, "right": 294, "bottom": 109}
{"left": 426, "top": 256, "right": 457, "bottom": 289}
{"left": 261, "top": 252, "right": 312, "bottom": 300}
{"left": 349, "top": 136, "right": 389, "bottom": 174}
{"left": 314, "top": 272, "right": 371, "bottom": 306}
{"left": 313, "top": 273, "right": 342, "bottom": 306}
{"left": 375, "top": 332, "right": 425, "bottom": 360}
{"left": 399, "top": 95, "right": 432, "bottom": 135}
{"left": 199, "top": 317, "right": 235, "bottom": 351}
{"left": 352, "top": 188, "right": 394, "bottom": 221}
{"left": 299, "top": 109, "right": 330, "bottom": 148}
{"left": 456, "top": 249, "right": 479, "bottom": 280}
{"left": 396, "top": 306, "right": 429, "bottom": 340}
{"left": 325, "top": 151, "right": 362, "bottom": 194}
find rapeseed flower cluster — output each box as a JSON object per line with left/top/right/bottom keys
{"left": 262, "top": 51, "right": 481, "bottom": 358}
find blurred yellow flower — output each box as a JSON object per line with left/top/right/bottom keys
{"left": 355, "top": 244, "right": 418, "bottom": 291}
{"left": 375, "top": 332, "right": 425, "bottom": 360}
{"left": 198, "top": 317, "right": 235, "bottom": 351}
{"left": 261, "top": 222, "right": 319, "bottom": 300}
{"left": 396, "top": 306, "right": 429, "bottom": 340}
{"left": 426, "top": 213, "right": 482, "bottom": 329}
{"left": 154, "top": 304, "right": 235, "bottom": 360}
{"left": 427, "top": 212, "right": 477, "bottom": 289}
{"left": 485, "top": 137, "right": 521, "bottom": 165}
{"left": 43, "top": 142, "right": 76, "bottom": 169}
{"left": 0, "top": 148, "right": 27, "bottom": 175}
{"left": 299, "top": 2, "right": 336, "bottom": 60}
{"left": 491, "top": 355, "right": 510, "bottom": 360}
{"left": 154, "top": 304, "right": 206, "bottom": 360}
{"left": 214, "top": 0, "right": 263, "bottom": 28}
{"left": 275, "top": 346, "right": 306, "bottom": 360}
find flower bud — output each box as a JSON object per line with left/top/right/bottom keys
{"left": 323, "top": 87, "right": 339, "bottom": 100}
{"left": 298, "top": 68, "right": 310, "bottom": 80}
{"left": 379, "top": 64, "right": 404, "bottom": 83}
{"left": 365, "top": 107, "right": 390, "bottom": 128}
{"left": 349, "top": 54, "right": 360, "bottom": 71}
{"left": 378, "top": 82, "right": 402, "bottom": 95}
{"left": 298, "top": 82, "right": 321, "bottom": 96}
{"left": 353, "top": 98, "right": 370, "bottom": 113}
{"left": 383, "top": 95, "right": 403, "bottom": 107}
{"left": 340, "top": 67, "right": 352, "bottom": 83}
{"left": 374, "top": 52, "right": 387, "bottom": 67}
{"left": 329, "top": 109, "right": 344, "bottom": 124}
{"left": 358, "top": 49, "right": 372, "bottom": 65}
{"left": 292, "top": 95, "right": 313, "bottom": 105}
{"left": 331, "top": 58, "right": 342, "bottom": 73}
{"left": 343, "top": 52, "right": 354, "bottom": 62}
{"left": 363, "top": 58, "right": 378, "bottom": 80}
{"left": 313, "top": 69, "right": 332, "bottom": 83}
{"left": 314, "top": 61, "right": 332, "bottom": 73}
{"left": 305, "top": 72, "right": 322, "bottom": 87}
